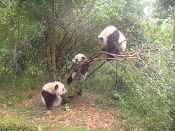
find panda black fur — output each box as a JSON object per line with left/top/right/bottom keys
{"left": 97, "top": 26, "right": 127, "bottom": 57}
{"left": 67, "top": 53, "right": 89, "bottom": 85}
{"left": 41, "top": 81, "right": 68, "bottom": 110}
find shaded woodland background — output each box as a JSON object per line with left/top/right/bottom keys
{"left": 0, "top": 0, "right": 175, "bottom": 130}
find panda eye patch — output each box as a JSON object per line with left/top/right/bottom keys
{"left": 55, "top": 85, "right": 58, "bottom": 90}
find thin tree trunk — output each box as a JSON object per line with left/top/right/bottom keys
{"left": 173, "top": 15, "right": 175, "bottom": 50}
{"left": 14, "top": 15, "right": 33, "bottom": 97}
{"left": 52, "top": 0, "right": 56, "bottom": 81}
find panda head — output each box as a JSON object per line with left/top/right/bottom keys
{"left": 72, "top": 53, "right": 86, "bottom": 64}
{"left": 97, "top": 26, "right": 117, "bottom": 47}
{"left": 53, "top": 81, "right": 67, "bottom": 95}
{"left": 42, "top": 81, "right": 67, "bottom": 95}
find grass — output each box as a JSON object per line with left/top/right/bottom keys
{"left": 0, "top": 87, "right": 122, "bottom": 131}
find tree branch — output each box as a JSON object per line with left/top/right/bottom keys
{"left": 63, "top": 48, "right": 160, "bottom": 84}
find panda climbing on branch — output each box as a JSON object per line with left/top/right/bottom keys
{"left": 97, "top": 26, "right": 127, "bottom": 58}
{"left": 67, "top": 53, "right": 89, "bottom": 85}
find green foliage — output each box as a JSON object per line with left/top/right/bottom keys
{"left": 119, "top": 76, "right": 174, "bottom": 130}
{"left": 0, "top": 0, "right": 175, "bottom": 130}
{"left": 0, "top": 115, "right": 36, "bottom": 130}
{"left": 3, "top": 95, "right": 23, "bottom": 107}
{"left": 83, "top": 62, "right": 119, "bottom": 95}
{"left": 0, "top": 0, "right": 147, "bottom": 80}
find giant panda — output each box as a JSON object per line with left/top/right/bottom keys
{"left": 97, "top": 26, "right": 127, "bottom": 57}
{"left": 41, "top": 81, "right": 68, "bottom": 110}
{"left": 67, "top": 53, "right": 89, "bottom": 85}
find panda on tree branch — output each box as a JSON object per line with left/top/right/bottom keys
{"left": 66, "top": 53, "right": 89, "bottom": 96}
{"left": 97, "top": 26, "right": 127, "bottom": 58}
{"left": 67, "top": 53, "right": 89, "bottom": 85}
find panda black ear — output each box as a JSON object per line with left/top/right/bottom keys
{"left": 98, "top": 37, "right": 103, "bottom": 41}
{"left": 55, "top": 84, "right": 58, "bottom": 90}
{"left": 81, "top": 57, "right": 85, "bottom": 61}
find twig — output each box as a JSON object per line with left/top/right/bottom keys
{"left": 119, "top": 38, "right": 129, "bottom": 45}
{"left": 88, "top": 61, "right": 107, "bottom": 77}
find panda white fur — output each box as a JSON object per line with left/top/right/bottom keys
{"left": 97, "top": 26, "right": 127, "bottom": 57}
{"left": 41, "top": 81, "right": 67, "bottom": 110}
{"left": 67, "top": 53, "right": 89, "bottom": 85}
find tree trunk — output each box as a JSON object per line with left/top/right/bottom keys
{"left": 173, "top": 15, "right": 175, "bottom": 50}
{"left": 14, "top": 16, "right": 33, "bottom": 97}
{"left": 51, "top": 0, "right": 56, "bottom": 81}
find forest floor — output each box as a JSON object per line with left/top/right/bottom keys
{"left": 0, "top": 88, "right": 123, "bottom": 130}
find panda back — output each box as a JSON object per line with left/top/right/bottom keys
{"left": 99, "top": 26, "right": 117, "bottom": 38}
{"left": 98, "top": 26, "right": 116, "bottom": 43}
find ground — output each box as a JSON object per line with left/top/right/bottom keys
{"left": 0, "top": 89, "right": 122, "bottom": 130}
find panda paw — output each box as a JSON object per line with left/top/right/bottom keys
{"left": 101, "top": 47, "right": 107, "bottom": 51}
{"left": 77, "top": 89, "right": 82, "bottom": 96}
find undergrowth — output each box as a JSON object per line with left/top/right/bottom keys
{"left": 83, "top": 59, "right": 175, "bottom": 130}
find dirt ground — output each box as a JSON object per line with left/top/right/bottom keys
{"left": 0, "top": 89, "right": 122, "bottom": 130}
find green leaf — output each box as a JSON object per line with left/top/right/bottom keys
{"left": 65, "top": 103, "right": 70, "bottom": 111}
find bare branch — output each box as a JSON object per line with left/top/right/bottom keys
{"left": 63, "top": 48, "right": 161, "bottom": 84}
{"left": 88, "top": 61, "right": 107, "bottom": 76}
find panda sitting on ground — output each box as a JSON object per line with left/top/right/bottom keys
{"left": 67, "top": 53, "right": 89, "bottom": 85}
{"left": 97, "top": 26, "right": 127, "bottom": 58}
{"left": 41, "top": 81, "right": 70, "bottom": 110}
